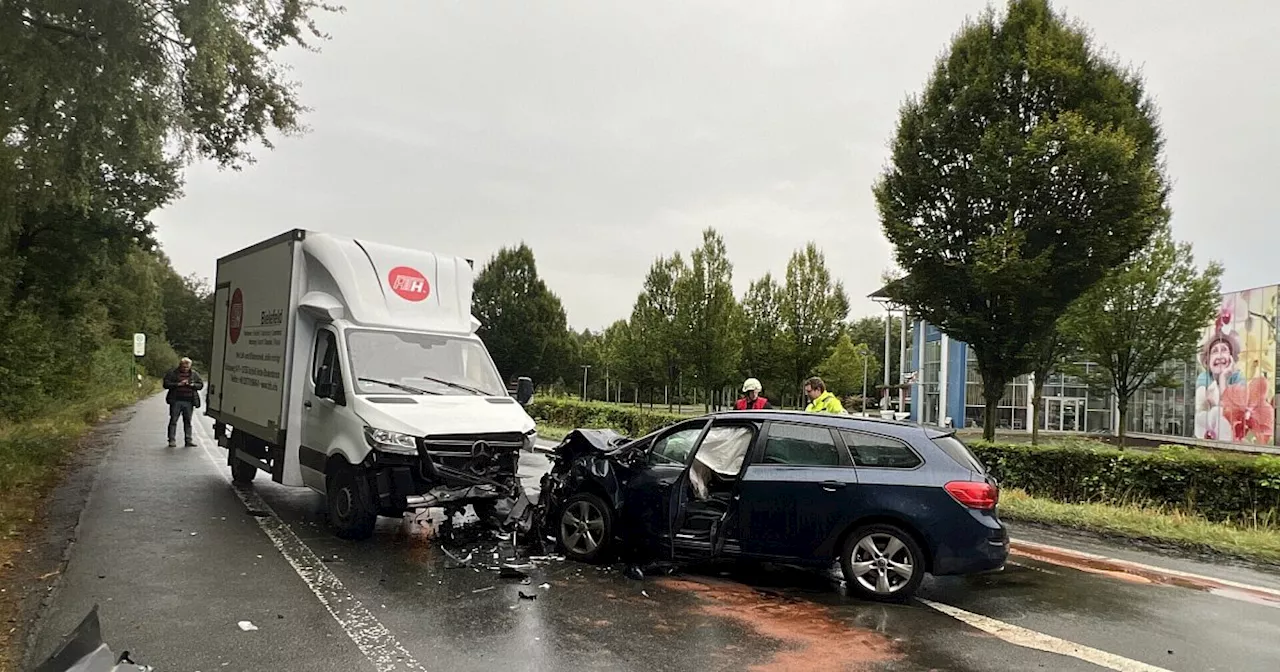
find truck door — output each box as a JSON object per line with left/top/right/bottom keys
{"left": 206, "top": 285, "right": 230, "bottom": 413}
{"left": 300, "top": 327, "right": 345, "bottom": 491}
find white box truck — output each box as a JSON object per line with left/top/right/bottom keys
{"left": 205, "top": 229, "right": 538, "bottom": 539}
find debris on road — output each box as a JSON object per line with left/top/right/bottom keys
{"left": 518, "top": 591, "right": 537, "bottom": 600}
{"left": 472, "top": 586, "right": 497, "bottom": 594}
{"left": 539, "top": 583, "right": 551, "bottom": 590}
{"left": 237, "top": 620, "right": 258, "bottom": 631}
{"left": 500, "top": 563, "right": 534, "bottom": 579}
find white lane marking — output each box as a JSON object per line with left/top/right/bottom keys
{"left": 192, "top": 421, "right": 427, "bottom": 672}
{"left": 918, "top": 599, "right": 1173, "bottom": 672}
{"left": 1013, "top": 539, "right": 1280, "bottom": 599}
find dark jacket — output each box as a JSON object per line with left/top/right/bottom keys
{"left": 163, "top": 367, "right": 204, "bottom": 406}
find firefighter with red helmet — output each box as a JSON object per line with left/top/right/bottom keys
{"left": 734, "top": 378, "right": 774, "bottom": 410}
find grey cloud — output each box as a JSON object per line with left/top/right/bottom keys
{"left": 154, "top": 0, "right": 1280, "bottom": 329}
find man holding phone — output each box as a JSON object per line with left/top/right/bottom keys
{"left": 163, "top": 357, "right": 204, "bottom": 448}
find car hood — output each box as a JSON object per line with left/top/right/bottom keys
{"left": 551, "top": 428, "right": 639, "bottom": 461}
{"left": 355, "top": 396, "right": 536, "bottom": 437}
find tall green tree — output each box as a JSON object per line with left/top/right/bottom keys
{"left": 1, "top": 0, "right": 336, "bottom": 416}
{"left": 817, "top": 334, "right": 875, "bottom": 400}
{"left": 846, "top": 316, "right": 894, "bottom": 389}
{"left": 628, "top": 254, "right": 686, "bottom": 409}
{"left": 674, "top": 229, "right": 740, "bottom": 411}
{"left": 739, "top": 274, "right": 788, "bottom": 401}
{"left": 874, "top": 0, "right": 1169, "bottom": 440}
{"left": 779, "top": 243, "right": 850, "bottom": 387}
{"left": 473, "top": 244, "right": 573, "bottom": 386}
{"left": 1063, "top": 226, "right": 1222, "bottom": 445}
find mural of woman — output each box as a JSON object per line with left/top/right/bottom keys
{"left": 1194, "top": 328, "right": 1243, "bottom": 440}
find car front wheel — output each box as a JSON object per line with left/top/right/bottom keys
{"left": 557, "top": 493, "right": 614, "bottom": 562}
{"left": 840, "top": 524, "right": 925, "bottom": 601}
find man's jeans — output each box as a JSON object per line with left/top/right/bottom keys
{"left": 168, "top": 400, "right": 194, "bottom": 445}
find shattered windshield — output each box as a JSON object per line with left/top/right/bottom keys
{"left": 346, "top": 329, "right": 506, "bottom": 397}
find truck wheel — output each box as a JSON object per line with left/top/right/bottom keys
{"left": 230, "top": 456, "right": 257, "bottom": 484}
{"left": 327, "top": 463, "right": 377, "bottom": 540}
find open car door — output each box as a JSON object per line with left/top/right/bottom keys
{"left": 667, "top": 420, "right": 760, "bottom": 562}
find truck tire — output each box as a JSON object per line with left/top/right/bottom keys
{"left": 230, "top": 456, "right": 257, "bottom": 484}
{"left": 327, "top": 462, "right": 377, "bottom": 540}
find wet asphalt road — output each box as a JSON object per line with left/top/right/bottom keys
{"left": 27, "top": 396, "right": 1280, "bottom": 671}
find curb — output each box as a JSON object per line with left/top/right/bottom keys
{"left": 1009, "top": 539, "right": 1280, "bottom": 604}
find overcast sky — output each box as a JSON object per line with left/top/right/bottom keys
{"left": 152, "top": 0, "right": 1279, "bottom": 330}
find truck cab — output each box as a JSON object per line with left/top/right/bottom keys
{"left": 206, "top": 230, "right": 536, "bottom": 539}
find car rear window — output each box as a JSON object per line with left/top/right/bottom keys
{"left": 840, "top": 431, "right": 922, "bottom": 469}
{"left": 932, "top": 435, "right": 986, "bottom": 473}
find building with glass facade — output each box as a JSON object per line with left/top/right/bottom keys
{"left": 902, "top": 284, "right": 1279, "bottom": 448}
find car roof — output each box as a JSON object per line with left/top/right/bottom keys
{"left": 695, "top": 409, "right": 952, "bottom": 439}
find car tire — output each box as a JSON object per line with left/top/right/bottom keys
{"left": 556, "top": 493, "right": 614, "bottom": 563}
{"left": 230, "top": 455, "right": 257, "bottom": 484}
{"left": 840, "top": 524, "right": 925, "bottom": 602}
{"left": 327, "top": 463, "right": 377, "bottom": 540}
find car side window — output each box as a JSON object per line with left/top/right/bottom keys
{"left": 762, "top": 423, "right": 843, "bottom": 467}
{"left": 840, "top": 431, "right": 922, "bottom": 469}
{"left": 649, "top": 425, "right": 704, "bottom": 466}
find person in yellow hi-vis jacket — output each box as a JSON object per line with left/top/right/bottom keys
{"left": 803, "top": 376, "right": 846, "bottom": 414}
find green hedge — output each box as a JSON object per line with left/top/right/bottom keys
{"left": 970, "top": 442, "right": 1280, "bottom": 527}
{"left": 527, "top": 397, "right": 685, "bottom": 437}
{"left": 528, "top": 397, "right": 1280, "bottom": 527}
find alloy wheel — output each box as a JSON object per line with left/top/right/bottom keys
{"left": 848, "top": 532, "right": 915, "bottom": 595}
{"left": 560, "top": 500, "right": 606, "bottom": 555}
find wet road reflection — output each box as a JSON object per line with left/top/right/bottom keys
{"left": 248, "top": 451, "right": 1280, "bottom": 672}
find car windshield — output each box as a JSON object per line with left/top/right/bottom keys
{"left": 346, "top": 329, "right": 506, "bottom": 397}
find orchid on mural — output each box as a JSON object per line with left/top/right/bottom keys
{"left": 1220, "top": 376, "right": 1275, "bottom": 445}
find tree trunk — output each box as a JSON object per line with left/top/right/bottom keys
{"left": 983, "top": 396, "right": 998, "bottom": 442}
{"left": 980, "top": 371, "right": 1006, "bottom": 443}
{"left": 1031, "top": 383, "right": 1043, "bottom": 446}
{"left": 1117, "top": 399, "right": 1128, "bottom": 449}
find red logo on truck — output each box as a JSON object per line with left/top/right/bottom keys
{"left": 228, "top": 288, "right": 244, "bottom": 344}
{"left": 388, "top": 266, "right": 430, "bottom": 302}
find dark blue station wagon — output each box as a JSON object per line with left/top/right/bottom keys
{"left": 539, "top": 410, "right": 1008, "bottom": 600}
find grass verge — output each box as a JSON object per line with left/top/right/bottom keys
{"left": 999, "top": 488, "right": 1280, "bottom": 566}
{"left": 535, "top": 424, "right": 574, "bottom": 442}
{"left": 0, "top": 380, "right": 158, "bottom": 671}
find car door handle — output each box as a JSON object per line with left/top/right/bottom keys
{"left": 820, "top": 480, "right": 846, "bottom": 491}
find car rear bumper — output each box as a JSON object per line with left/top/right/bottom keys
{"left": 932, "top": 524, "right": 1010, "bottom": 576}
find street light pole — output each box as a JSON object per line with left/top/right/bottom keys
{"left": 862, "top": 347, "right": 869, "bottom": 417}
{"left": 581, "top": 365, "right": 591, "bottom": 401}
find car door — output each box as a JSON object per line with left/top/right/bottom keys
{"left": 736, "top": 420, "right": 858, "bottom": 563}
{"left": 300, "top": 328, "right": 346, "bottom": 490}
{"left": 667, "top": 420, "right": 760, "bottom": 560}
{"left": 618, "top": 419, "right": 710, "bottom": 559}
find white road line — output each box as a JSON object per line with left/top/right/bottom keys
{"left": 192, "top": 421, "right": 428, "bottom": 672}
{"left": 918, "top": 599, "right": 1174, "bottom": 672}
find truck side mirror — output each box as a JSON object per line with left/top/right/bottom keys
{"left": 516, "top": 377, "right": 534, "bottom": 406}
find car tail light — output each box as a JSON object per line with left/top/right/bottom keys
{"left": 945, "top": 481, "right": 999, "bottom": 510}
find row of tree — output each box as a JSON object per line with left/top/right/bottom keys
{"left": 0, "top": 1, "right": 336, "bottom": 419}
{"left": 473, "top": 232, "right": 911, "bottom": 411}
{"left": 876, "top": 0, "right": 1221, "bottom": 442}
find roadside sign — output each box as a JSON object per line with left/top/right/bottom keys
{"left": 133, "top": 333, "right": 146, "bottom": 357}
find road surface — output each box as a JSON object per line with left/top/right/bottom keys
{"left": 26, "top": 396, "right": 1280, "bottom": 671}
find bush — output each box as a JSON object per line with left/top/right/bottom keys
{"left": 139, "top": 338, "right": 180, "bottom": 379}
{"left": 969, "top": 441, "right": 1280, "bottom": 527}
{"left": 526, "top": 398, "right": 686, "bottom": 437}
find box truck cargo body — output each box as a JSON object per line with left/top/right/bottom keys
{"left": 206, "top": 230, "right": 537, "bottom": 539}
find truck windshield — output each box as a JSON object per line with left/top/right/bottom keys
{"left": 346, "top": 330, "right": 506, "bottom": 397}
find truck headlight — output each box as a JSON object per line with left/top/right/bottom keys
{"left": 364, "top": 426, "right": 418, "bottom": 455}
